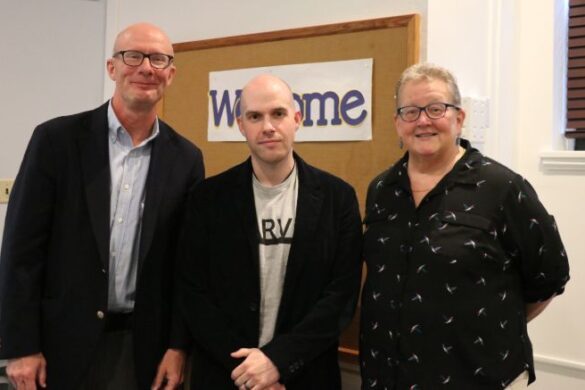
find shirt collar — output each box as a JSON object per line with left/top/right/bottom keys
{"left": 107, "top": 100, "right": 160, "bottom": 147}
{"left": 380, "top": 138, "right": 483, "bottom": 189}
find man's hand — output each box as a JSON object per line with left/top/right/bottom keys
{"left": 6, "top": 353, "right": 47, "bottom": 390}
{"left": 231, "top": 348, "right": 280, "bottom": 390}
{"left": 151, "top": 348, "right": 186, "bottom": 390}
{"left": 263, "top": 384, "right": 286, "bottom": 390}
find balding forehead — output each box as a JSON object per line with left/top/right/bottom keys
{"left": 240, "top": 74, "right": 295, "bottom": 112}
{"left": 113, "top": 23, "right": 173, "bottom": 54}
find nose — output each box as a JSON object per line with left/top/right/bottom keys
{"left": 137, "top": 57, "right": 155, "bottom": 74}
{"left": 262, "top": 117, "right": 275, "bottom": 133}
{"left": 415, "top": 109, "right": 432, "bottom": 126}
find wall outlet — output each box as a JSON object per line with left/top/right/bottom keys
{"left": 0, "top": 179, "right": 14, "bottom": 204}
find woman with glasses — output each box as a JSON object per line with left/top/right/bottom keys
{"left": 359, "top": 63, "right": 569, "bottom": 389}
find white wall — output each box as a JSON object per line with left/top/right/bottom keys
{"left": 0, "top": 0, "right": 107, "bottom": 238}
{"left": 426, "top": 1, "right": 585, "bottom": 388}
{"left": 105, "top": 0, "right": 585, "bottom": 387}
{"left": 1, "top": 0, "right": 584, "bottom": 388}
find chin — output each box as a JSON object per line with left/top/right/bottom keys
{"left": 257, "top": 150, "right": 289, "bottom": 164}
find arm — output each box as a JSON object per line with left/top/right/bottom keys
{"left": 526, "top": 296, "right": 554, "bottom": 322}
{"left": 175, "top": 188, "right": 245, "bottom": 373}
{"left": 0, "top": 126, "right": 56, "bottom": 360}
{"left": 168, "top": 148, "right": 205, "bottom": 351}
{"left": 230, "top": 348, "right": 280, "bottom": 390}
{"left": 151, "top": 349, "right": 186, "bottom": 390}
{"left": 260, "top": 185, "right": 363, "bottom": 383}
{"left": 155, "top": 150, "right": 205, "bottom": 389}
{"left": 502, "top": 175, "right": 569, "bottom": 310}
{"left": 6, "top": 353, "right": 47, "bottom": 389}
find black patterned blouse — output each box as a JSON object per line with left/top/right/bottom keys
{"left": 359, "top": 140, "right": 570, "bottom": 390}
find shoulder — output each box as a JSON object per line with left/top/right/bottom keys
{"left": 23, "top": 105, "right": 106, "bottom": 157}
{"left": 299, "top": 158, "right": 356, "bottom": 195}
{"left": 194, "top": 160, "right": 248, "bottom": 196}
{"left": 367, "top": 168, "right": 392, "bottom": 193}
{"left": 467, "top": 153, "right": 530, "bottom": 198}
{"left": 474, "top": 154, "right": 520, "bottom": 182}
{"left": 158, "top": 119, "right": 203, "bottom": 158}
{"left": 34, "top": 104, "right": 104, "bottom": 137}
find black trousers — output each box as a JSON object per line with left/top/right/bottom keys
{"left": 80, "top": 330, "right": 138, "bottom": 390}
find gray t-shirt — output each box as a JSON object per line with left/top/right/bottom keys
{"left": 252, "top": 166, "right": 298, "bottom": 347}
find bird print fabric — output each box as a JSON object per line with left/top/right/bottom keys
{"left": 359, "top": 140, "right": 569, "bottom": 389}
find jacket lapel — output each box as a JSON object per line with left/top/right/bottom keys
{"left": 79, "top": 103, "right": 111, "bottom": 270}
{"left": 138, "top": 122, "right": 177, "bottom": 272}
{"left": 278, "top": 155, "right": 323, "bottom": 319}
{"left": 234, "top": 159, "right": 261, "bottom": 279}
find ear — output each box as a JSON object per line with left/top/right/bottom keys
{"left": 106, "top": 58, "right": 116, "bottom": 81}
{"left": 393, "top": 113, "right": 402, "bottom": 135}
{"left": 456, "top": 107, "right": 466, "bottom": 129}
{"left": 236, "top": 116, "right": 246, "bottom": 138}
{"left": 165, "top": 64, "right": 177, "bottom": 87}
{"left": 293, "top": 110, "right": 302, "bottom": 131}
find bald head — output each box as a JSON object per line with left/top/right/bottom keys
{"left": 113, "top": 22, "right": 174, "bottom": 56}
{"left": 239, "top": 74, "right": 296, "bottom": 115}
{"left": 107, "top": 22, "right": 176, "bottom": 117}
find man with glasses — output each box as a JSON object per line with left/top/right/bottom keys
{"left": 0, "top": 23, "right": 204, "bottom": 389}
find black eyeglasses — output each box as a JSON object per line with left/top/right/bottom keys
{"left": 396, "top": 102, "right": 460, "bottom": 122}
{"left": 113, "top": 50, "right": 174, "bottom": 69}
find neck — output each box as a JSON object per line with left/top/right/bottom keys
{"left": 251, "top": 154, "right": 295, "bottom": 187}
{"left": 408, "top": 145, "right": 465, "bottom": 177}
{"left": 111, "top": 96, "right": 157, "bottom": 146}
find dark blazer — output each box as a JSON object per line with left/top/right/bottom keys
{"left": 177, "top": 154, "right": 362, "bottom": 390}
{"left": 0, "top": 102, "right": 204, "bottom": 389}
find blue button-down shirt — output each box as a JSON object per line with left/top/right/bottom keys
{"left": 107, "top": 101, "right": 159, "bottom": 312}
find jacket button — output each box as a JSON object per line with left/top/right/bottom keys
{"left": 101, "top": 268, "right": 106, "bottom": 274}
{"left": 96, "top": 310, "right": 105, "bottom": 319}
{"left": 249, "top": 303, "right": 258, "bottom": 312}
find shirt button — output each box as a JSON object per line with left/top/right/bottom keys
{"left": 117, "top": 217, "right": 123, "bottom": 224}
{"left": 123, "top": 184, "right": 130, "bottom": 191}
{"left": 96, "top": 310, "right": 105, "bottom": 319}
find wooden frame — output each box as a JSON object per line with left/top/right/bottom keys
{"left": 162, "top": 14, "right": 420, "bottom": 363}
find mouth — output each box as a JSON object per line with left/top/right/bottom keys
{"left": 131, "top": 81, "right": 158, "bottom": 88}
{"left": 258, "top": 139, "right": 281, "bottom": 145}
{"left": 415, "top": 132, "right": 437, "bottom": 138}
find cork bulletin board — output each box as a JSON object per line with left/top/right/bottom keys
{"left": 162, "top": 14, "right": 419, "bottom": 361}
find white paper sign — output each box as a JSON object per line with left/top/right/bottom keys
{"left": 207, "top": 59, "right": 373, "bottom": 142}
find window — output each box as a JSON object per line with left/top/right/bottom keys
{"left": 567, "top": 0, "right": 585, "bottom": 148}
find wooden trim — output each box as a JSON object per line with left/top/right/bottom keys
{"left": 568, "top": 99, "right": 585, "bottom": 108}
{"left": 174, "top": 15, "right": 417, "bottom": 52}
{"left": 569, "top": 26, "right": 585, "bottom": 37}
{"left": 567, "top": 1, "right": 585, "bottom": 132}
{"left": 568, "top": 57, "right": 585, "bottom": 67}
{"left": 565, "top": 129, "right": 585, "bottom": 138}
{"left": 540, "top": 151, "right": 585, "bottom": 172}
{"left": 567, "top": 79, "right": 585, "bottom": 88}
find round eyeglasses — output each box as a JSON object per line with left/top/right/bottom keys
{"left": 396, "top": 102, "right": 460, "bottom": 122}
{"left": 113, "top": 50, "right": 174, "bottom": 69}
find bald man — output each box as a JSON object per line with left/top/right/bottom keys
{"left": 177, "top": 74, "right": 362, "bottom": 389}
{"left": 0, "top": 23, "right": 204, "bottom": 389}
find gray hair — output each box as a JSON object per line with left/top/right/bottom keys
{"left": 394, "top": 63, "right": 461, "bottom": 106}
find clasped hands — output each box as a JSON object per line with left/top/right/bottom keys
{"left": 231, "top": 348, "right": 285, "bottom": 390}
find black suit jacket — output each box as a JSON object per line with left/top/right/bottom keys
{"left": 177, "top": 154, "right": 362, "bottom": 389}
{"left": 0, "top": 102, "right": 205, "bottom": 389}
